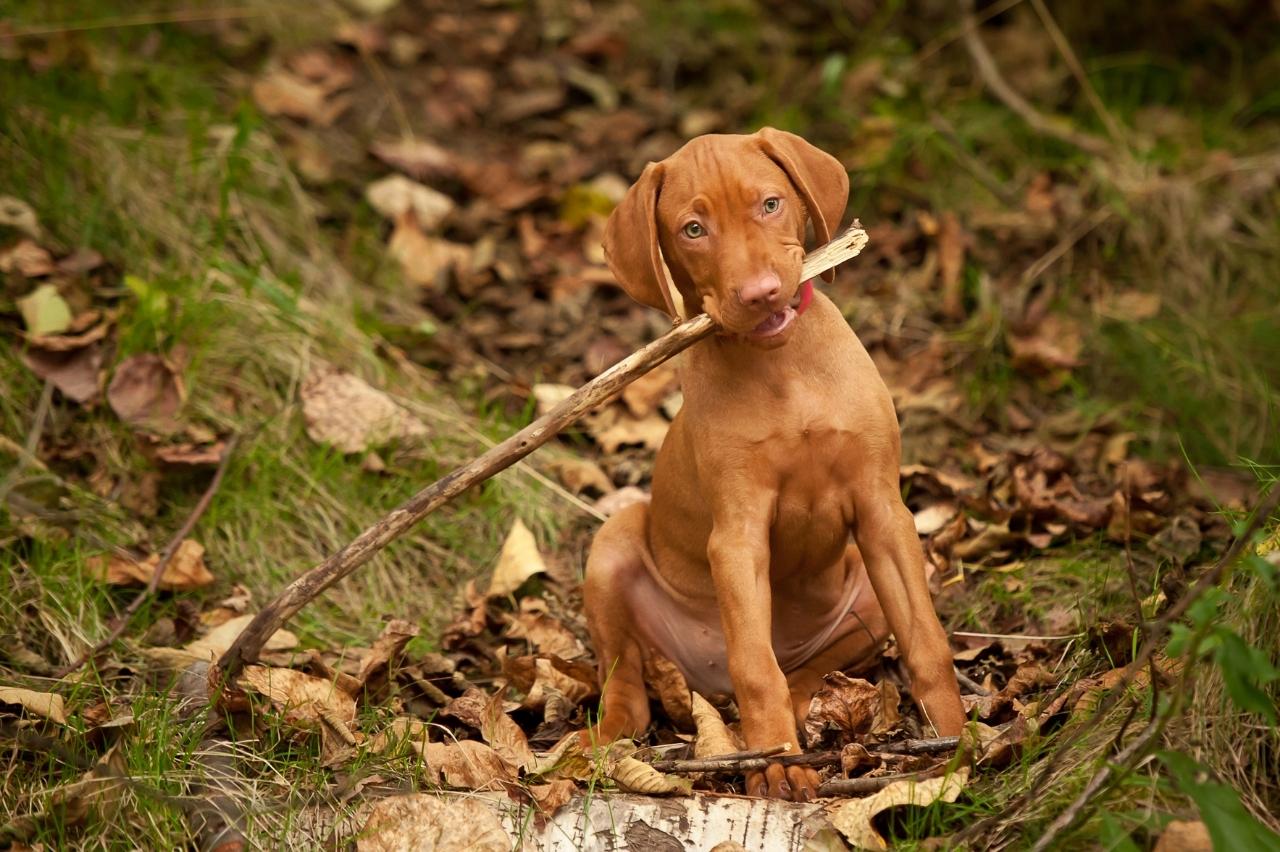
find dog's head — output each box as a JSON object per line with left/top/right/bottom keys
{"left": 603, "top": 128, "right": 848, "bottom": 347}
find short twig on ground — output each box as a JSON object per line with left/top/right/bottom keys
{"left": 953, "top": 666, "right": 992, "bottom": 697}
{"left": 215, "top": 226, "right": 871, "bottom": 682}
{"left": 56, "top": 436, "right": 239, "bottom": 678}
{"left": 818, "top": 764, "right": 947, "bottom": 798}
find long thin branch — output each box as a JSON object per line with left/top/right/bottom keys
{"left": 216, "top": 226, "right": 871, "bottom": 681}
{"left": 650, "top": 736, "right": 960, "bottom": 775}
{"left": 57, "top": 436, "right": 239, "bottom": 678}
{"left": 959, "top": 2, "right": 1111, "bottom": 157}
{"left": 818, "top": 765, "right": 947, "bottom": 798}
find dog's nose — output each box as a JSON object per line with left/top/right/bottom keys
{"left": 737, "top": 274, "right": 781, "bottom": 307}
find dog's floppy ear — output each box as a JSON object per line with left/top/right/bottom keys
{"left": 756, "top": 127, "right": 850, "bottom": 283}
{"left": 603, "top": 161, "right": 678, "bottom": 316}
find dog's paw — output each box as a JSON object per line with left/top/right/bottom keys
{"left": 746, "top": 762, "right": 821, "bottom": 802}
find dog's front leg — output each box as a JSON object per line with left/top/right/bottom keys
{"left": 707, "top": 506, "right": 820, "bottom": 800}
{"left": 852, "top": 476, "right": 966, "bottom": 737}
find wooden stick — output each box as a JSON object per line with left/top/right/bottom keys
{"left": 650, "top": 744, "right": 790, "bottom": 773}
{"left": 651, "top": 736, "right": 960, "bottom": 775}
{"left": 216, "top": 225, "right": 870, "bottom": 681}
{"left": 818, "top": 765, "right": 946, "bottom": 798}
{"left": 57, "top": 436, "right": 239, "bottom": 678}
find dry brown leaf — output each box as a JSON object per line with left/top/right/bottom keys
{"left": 691, "top": 692, "right": 741, "bottom": 758}
{"left": 531, "top": 383, "right": 575, "bottom": 416}
{"left": 621, "top": 362, "right": 679, "bottom": 418}
{"left": 548, "top": 457, "right": 614, "bottom": 496}
{"left": 504, "top": 609, "right": 587, "bottom": 660}
{"left": 1095, "top": 290, "right": 1161, "bottom": 322}
{"left": 0, "top": 686, "right": 67, "bottom": 724}
{"left": 107, "top": 353, "right": 184, "bottom": 434}
{"left": 239, "top": 665, "right": 357, "bottom": 728}
{"left": 526, "top": 778, "right": 576, "bottom": 817}
{"left": 356, "top": 619, "right": 419, "bottom": 688}
{"left": 417, "top": 737, "right": 518, "bottom": 790}
{"left": 523, "top": 657, "right": 595, "bottom": 708}
{"left": 0, "top": 239, "right": 55, "bottom": 276}
{"left": 830, "top": 768, "right": 969, "bottom": 850}
{"left": 300, "top": 365, "right": 428, "bottom": 454}
{"left": 46, "top": 744, "right": 127, "bottom": 826}
{"left": 252, "top": 68, "right": 350, "bottom": 125}
{"left": 607, "top": 754, "right": 693, "bottom": 795}
{"left": 153, "top": 441, "right": 226, "bottom": 466}
{"left": 21, "top": 343, "right": 103, "bottom": 403}
{"left": 173, "top": 613, "right": 298, "bottom": 663}
{"left": 85, "top": 539, "right": 213, "bottom": 591}
{"left": 936, "top": 212, "right": 966, "bottom": 319}
{"left": 590, "top": 410, "right": 669, "bottom": 454}
{"left": 596, "top": 485, "right": 649, "bottom": 518}
{"left": 388, "top": 210, "right": 472, "bottom": 289}
{"left": 0, "top": 195, "right": 40, "bottom": 238}
{"left": 365, "top": 174, "right": 455, "bottom": 230}
{"left": 1008, "top": 315, "right": 1082, "bottom": 373}
{"left": 644, "top": 652, "right": 693, "bottom": 729}
{"left": 443, "top": 688, "right": 536, "bottom": 770}
{"left": 486, "top": 519, "right": 547, "bottom": 597}
{"left": 1152, "top": 819, "right": 1212, "bottom": 852}
{"left": 369, "top": 138, "right": 457, "bottom": 180}
{"left": 803, "top": 673, "right": 882, "bottom": 746}
{"left": 357, "top": 793, "right": 510, "bottom": 852}
{"left": 913, "top": 503, "right": 958, "bottom": 536}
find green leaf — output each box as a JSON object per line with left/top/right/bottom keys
{"left": 1166, "top": 623, "right": 1193, "bottom": 658}
{"left": 1161, "top": 751, "right": 1280, "bottom": 851}
{"left": 1212, "top": 629, "right": 1280, "bottom": 724}
{"left": 1097, "top": 811, "right": 1141, "bottom": 852}
{"left": 17, "top": 283, "right": 72, "bottom": 336}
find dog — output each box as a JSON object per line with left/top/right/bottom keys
{"left": 582, "top": 128, "right": 964, "bottom": 801}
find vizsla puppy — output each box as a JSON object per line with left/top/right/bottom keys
{"left": 583, "top": 128, "right": 964, "bottom": 801}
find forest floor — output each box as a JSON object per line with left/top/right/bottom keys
{"left": 1, "top": 1, "right": 1278, "bottom": 849}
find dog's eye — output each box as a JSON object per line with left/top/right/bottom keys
{"left": 682, "top": 222, "right": 704, "bottom": 238}
{"left": 763, "top": 197, "right": 781, "bottom": 214}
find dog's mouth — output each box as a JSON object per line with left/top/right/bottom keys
{"left": 745, "top": 280, "right": 813, "bottom": 341}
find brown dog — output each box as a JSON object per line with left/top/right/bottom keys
{"left": 583, "top": 128, "right": 964, "bottom": 801}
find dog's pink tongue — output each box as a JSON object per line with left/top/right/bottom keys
{"left": 754, "top": 311, "right": 787, "bottom": 334}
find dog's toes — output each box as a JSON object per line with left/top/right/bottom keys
{"left": 745, "top": 769, "right": 770, "bottom": 798}
{"left": 786, "top": 765, "right": 821, "bottom": 802}
{"left": 764, "top": 762, "right": 790, "bottom": 799}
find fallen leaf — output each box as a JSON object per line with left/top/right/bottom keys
{"left": 365, "top": 174, "right": 455, "bottom": 230}
{"left": 443, "top": 688, "right": 536, "bottom": 770}
{"left": 238, "top": 665, "right": 358, "bottom": 759}
{"left": 486, "top": 519, "right": 547, "bottom": 597}
{"left": 531, "top": 383, "right": 575, "bottom": 417}
{"left": 85, "top": 539, "right": 213, "bottom": 591}
{"left": 1153, "top": 819, "right": 1212, "bottom": 852}
{"left": 417, "top": 737, "right": 518, "bottom": 790}
{"left": 691, "top": 692, "right": 741, "bottom": 757}
{"left": 107, "top": 353, "right": 184, "bottom": 434}
{"left": 1095, "top": 290, "right": 1161, "bottom": 322}
{"left": 356, "top": 618, "right": 419, "bottom": 688}
{"left": 46, "top": 744, "right": 127, "bottom": 826}
{"left": 596, "top": 486, "right": 649, "bottom": 517}
{"left": 21, "top": 343, "right": 103, "bottom": 403}
{"left": 590, "top": 409, "right": 669, "bottom": 454}
{"left": 0, "top": 239, "right": 55, "bottom": 276}
{"left": 17, "top": 283, "right": 72, "bottom": 336}
{"left": 913, "top": 503, "right": 958, "bottom": 536}
{"left": 388, "top": 210, "right": 472, "bottom": 289}
{"left": 369, "top": 138, "right": 457, "bottom": 180}
{"left": 803, "top": 673, "right": 882, "bottom": 746}
{"left": 0, "top": 686, "right": 67, "bottom": 724}
{"left": 300, "top": 365, "right": 428, "bottom": 454}
{"left": 936, "top": 212, "right": 966, "bottom": 319}
{"left": 252, "top": 67, "right": 350, "bottom": 125}
{"left": 152, "top": 613, "right": 298, "bottom": 666}
{"left": 357, "top": 793, "right": 510, "bottom": 852}
{"left": 548, "top": 457, "right": 614, "bottom": 496}
{"left": 620, "top": 362, "right": 678, "bottom": 418}
{"left": 504, "top": 608, "right": 587, "bottom": 660}
{"left": 153, "top": 441, "right": 226, "bottom": 466}
{"left": 641, "top": 652, "right": 694, "bottom": 729}
{"left": 525, "top": 778, "right": 575, "bottom": 817}
{"left": 830, "top": 768, "right": 969, "bottom": 850}
{"left": 1008, "top": 315, "right": 1082, "bottom": 373}
{"left": 0, "top": 195, "right": 40, "bottom": 238}
{"left": 607, "top": 753, "right": 692, "bottom": 795}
